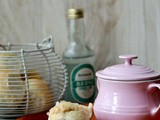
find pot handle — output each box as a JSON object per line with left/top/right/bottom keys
{"left": 148, "top": 83, "right": 160, "bottom": 116}
{"left": 97, "top": 80, "right": 100, "bottom": 90}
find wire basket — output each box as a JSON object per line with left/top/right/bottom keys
{"left": 0, "top": 36, "right": 67, "bottom": 119}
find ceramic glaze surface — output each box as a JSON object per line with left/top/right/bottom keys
{"left": 96, "top": 55, "right": 160, "bottom": 81}
{"left": 94, "top": 55, "right": 160, "bottom": 120}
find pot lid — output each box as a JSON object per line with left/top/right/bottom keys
{"left": 96, "top": 55, "right": 160, "bottom": 81}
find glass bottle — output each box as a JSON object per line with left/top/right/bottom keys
{"left": 62, "top": 8, "right": 96, "bottom": 104}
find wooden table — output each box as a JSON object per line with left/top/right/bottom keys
{"left": 16, "top": 111, "right": 96, "bottom": 120}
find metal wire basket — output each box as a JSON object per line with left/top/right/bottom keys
{"left": 0, "top": 36, "right": 67, "bottom": 119}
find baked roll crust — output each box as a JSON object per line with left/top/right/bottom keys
{"left": 47, "top": 101, "right": 93, "bottom": 120}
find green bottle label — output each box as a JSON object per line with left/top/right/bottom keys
{"left": 70, "top": 64, "right": 95, "bottom": 103}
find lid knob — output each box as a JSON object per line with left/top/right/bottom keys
{"left": 119, "top": 55, "right": 138, "bottom": 66}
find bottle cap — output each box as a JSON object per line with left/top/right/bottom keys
{"left": 68, "top": 8, "right": 84, "bottom": 19}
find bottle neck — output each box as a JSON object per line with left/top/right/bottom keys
{"left": 69, "top": 18, "right": 85, "bottom": 44}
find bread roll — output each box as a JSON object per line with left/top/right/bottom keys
{"left": 0, "top": 53, "right": 22, "bottom": 73}
{"left": 0, "top": 70, "right": 25, "bottom": 114}
{"left": 0, "top": 53, "right": 25, "bottom": 114}
{"left": 0, "top": 53, "right": 54, "bottom": 114}
{"left": 20, "top": 69, "right": 54, "bottom": 113}
{"left": 47, "top": 101, "right": 93, "bottom": 120}
{"left": 27, "top": 78, "right": 54, "bottom": 113}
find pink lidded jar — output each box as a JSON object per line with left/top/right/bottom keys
{"left": 94, "top": 55, "right": 160, "bottom": 120}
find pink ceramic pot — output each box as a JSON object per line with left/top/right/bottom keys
{"left": 94, "top": 55, "right": 160, "bottom": 120}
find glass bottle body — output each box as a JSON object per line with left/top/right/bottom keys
{"left": 62, "top": 17, "right": 96, "bottom": 104}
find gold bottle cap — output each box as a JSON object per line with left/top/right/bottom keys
{"left": 68, "top": 8, "right": 84, "bottom": 19}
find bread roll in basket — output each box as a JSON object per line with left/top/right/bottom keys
{"left": 0, "top": 36, "right": 67, "bottom": 119}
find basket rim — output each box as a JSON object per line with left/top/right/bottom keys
{"left": 0, "top": 43, "right": 54, "bottom": 53}
{"left": 0, "top": 35, "right": 54, "bottom": 53}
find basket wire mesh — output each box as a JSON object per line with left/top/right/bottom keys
{"left": 0, "top": 36, "right": 67, "bottom": 119}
